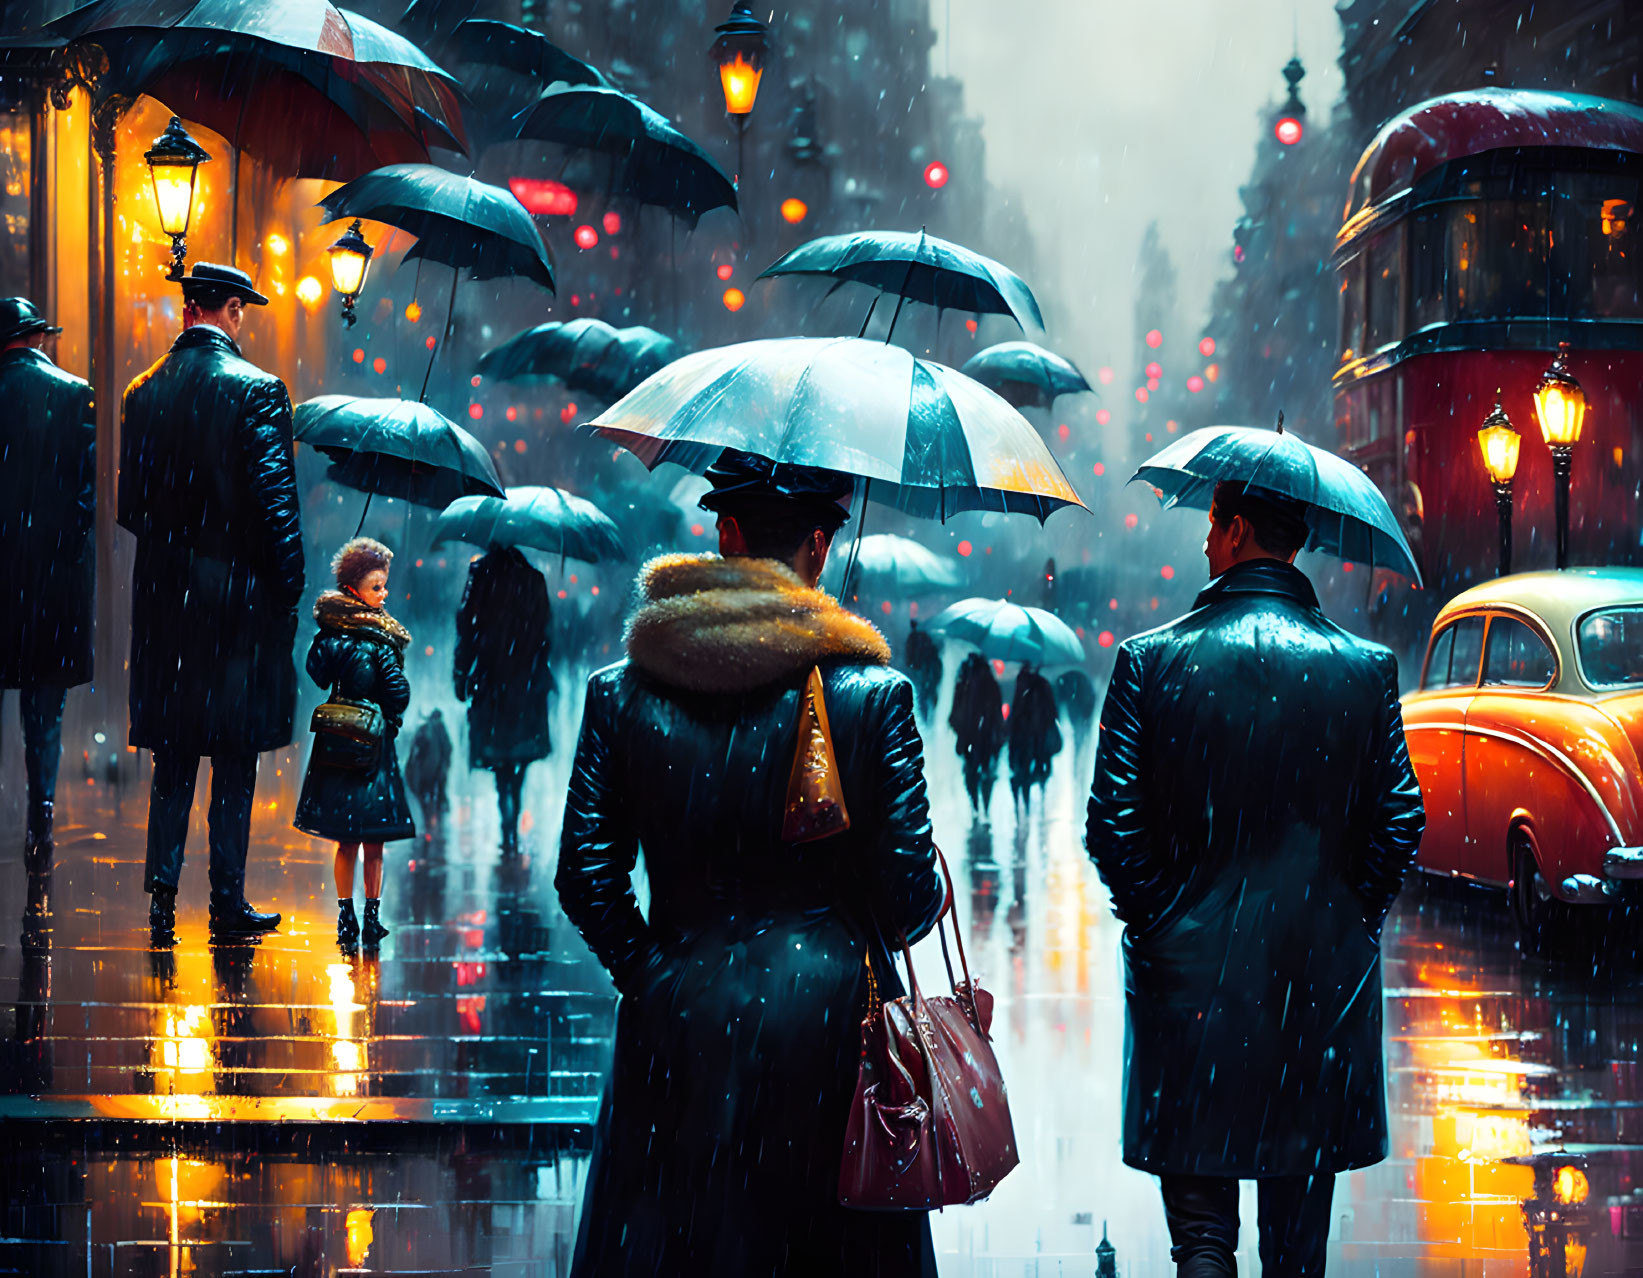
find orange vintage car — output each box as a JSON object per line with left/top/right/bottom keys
{"left": 1401, "top": 569, "right": 1643, "bottom": 944}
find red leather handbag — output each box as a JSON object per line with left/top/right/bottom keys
{"left": 839, "top": 850, "right": 1019, "bottom": 1209}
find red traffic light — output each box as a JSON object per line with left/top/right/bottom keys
{"left": 923, "top": 161, "right": 949, "bottom": 189}
{"left": 1274, "top": 116, "right": 1303, "bottom": 146}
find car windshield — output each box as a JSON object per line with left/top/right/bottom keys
{"left": 1578, "top": 607, "right": 1643, "bottom": 687}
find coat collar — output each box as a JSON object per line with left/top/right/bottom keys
{"left": 1193, "top": 559, "right": 1320, "bottom": 611}
{"left": 172, "top": 325, "right": 241, "bottom": 357}
{"left": 0, "top": 346, "right": 51, "bottom": 370}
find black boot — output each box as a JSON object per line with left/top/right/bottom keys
{"left": 337, "top": 899, "right": 359, "bottom": 947}
{"left": 150, "top": 886, "right": 177, "bottom": 946}
{"left": 361, "top": 897, "right": 388, "bottom": 946}
{"left": 209, "top": 898, "right": 282, "bottom": 938}
{"left": 24, "top": 800, "right": 52, "bottom": 859}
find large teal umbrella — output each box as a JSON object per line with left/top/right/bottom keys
{"left": 927, "top": 598, "right": 1085, "bottom": 666}
{"left": 1132, "top": 423, "right": 1422, "bottom": 584}
{"left": 431, "top": 486, "right": 628, "bottom": 563}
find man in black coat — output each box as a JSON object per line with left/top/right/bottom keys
{"left": 0, "top": 298, "right": 95, "bottom": 859}
{"left": 119, "top": 264, "right": 304, "bottom": 942}
{"left": 1086, "top": 481, "right": 1425, "bottom": 1277}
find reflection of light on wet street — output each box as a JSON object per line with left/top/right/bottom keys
{"left": 327, "top": 962, "right": 365, "bottom": 1095}
{"left": 345, "top": 1206, "right": 375, "bottom": 1267}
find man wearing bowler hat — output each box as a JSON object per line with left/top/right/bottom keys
{"left": 120, "top": 263, "right": 305, "bottom": 942}
{"left": 0, "top": 298, "right": 95, "bottom": 863}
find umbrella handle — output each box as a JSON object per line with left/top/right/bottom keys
{"left": 354, "top": 489, "right": 374, "bottom": 538}
{"left": 839, "top": 479, "right": 870, "bottom": 603}
{"left": 421, "top": 264, "right": 461, "bottom": 404}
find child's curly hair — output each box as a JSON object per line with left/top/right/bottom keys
{"left": 331, "top": 537, "right": 393, "bottom": 588}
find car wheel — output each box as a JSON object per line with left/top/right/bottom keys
{"left": 1510, "top": 835, "right": 1569, "bottom": 955}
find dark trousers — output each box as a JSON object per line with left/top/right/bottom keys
{"left": 495, "top": 763, "right": 527, "bottom": 852}
{"left": 10, "top": 686, "right": 68, "bottom": 821}
{"left": 143, "top": 750, "right": 258, "bottom": 902}
{"left": 1160, "top": 1173, "right": 1335, "bottom": 1277}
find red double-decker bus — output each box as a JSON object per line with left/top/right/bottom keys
{"left": 1333, "top": 89, "right": 1643, "bottom": 634}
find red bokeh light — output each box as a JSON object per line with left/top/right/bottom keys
{"left": 1144, "top": 361, "right": 1162, "bottom": 379}
{"left": 924, "top": 161, "right": 949, "bottom": 188}
{"left": 508, "top": 177, "right": 577, "bottom": 216}
{"left": 1145, "top": 329, "right": 1163, "bottom": 348}
{"left": 1095, "top": 408, "right": 1111, "bottom": 425}
{"left": 1275, "top": 116, "right": 1303, "bottom": 146}
{"left": 1057, "top": 423, "right": 1070, "bottom": 441}
{"left": 560, "top": 402, "right": 578, "bottom": 423}
{"left": 1199, "top": 337, "right": 1216, "bottom": 357}
{"left": 505, "top": 406, "right": 517, "bottom": 421}
{"left": 425, "top": 335, "right": 436, "bottom": 350}
{"left": 880, "top": 600, "right": 893, "bottom": 615}
{"left": 574, "top": 224, "right": 599, "bottom": 249}
{"left": 1146, "top": 377, "right": 1160, "bottom": 392}
{"left": 372, "top": 356, "right": 386, "bottom": 374}
{"left": 351, "top": 348, "right": 365, "bottom": 364}
{"left": 1187, "top": 375, "right": 1205, "bottom": 393}
{"left": 468, "top": 403, "right": 482, "bottom": 419}
{"left": 471, "top": 374, "right": 482, "bottom": 387}
{"left": 602, "top": 210, "right": 622, "bottom": 235}
{"left": 1124, "top": 513, "right": 1140, "bottom": 529}
{"left": 1161, "top": 565, "right": 1175, "bottom": 580}
{"left": 691, "top": 523, "right": 706, "bottom": 537}
{"left": 723, "top": 287, "right": 746, "bottom": 311}
{"left": 965, "top": 318, "right": 978, "bottom": 333}
{"left": 1098, "top": 630, "right": 1115, "bottom": 648}
{"left": 1097, "top": 366, "right": 1114, "bottom": 385}
{"left": 956, "top": 540, "right": 973, "bottom": 557}
{"left": 1135, "top": 387, "right": 1148, "bottom": 403}
{"left": 1343, "top": 562, "right": 1355, "bottom": 572}
{"left": 716, "top": 263, "right": 734, "bottom": 281}
{"left": 1093, "top": 462, "right": 1105, "bottom": 476}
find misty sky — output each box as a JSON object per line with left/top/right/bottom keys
{"left": 934, "top": 0, "right": 1346, "bottom": 377}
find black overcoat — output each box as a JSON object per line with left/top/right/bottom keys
{"left": 949, "top": 652, "right": 1004, "bottom": 762}
{"left": 557, "top": 660, "right": 947, "bottom": 1277}
{"left": 453, "top": 546, "right": 554, "bottom": 768}
{"left": 118, "top": 327, "right": 304, "bottom": 754}
{"left": 1086, "top": 560, "right": 1425, "bottom": 1177}
{"left": 0, "top": 347, "right": 95, "bottom": 688}
{"left": 295, "top": 612, "right": 415, "bottom": 843}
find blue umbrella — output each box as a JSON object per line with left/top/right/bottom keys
{"left": 927, "top": 598, "right": 1085, "bottom": 666}
{"left": 759, "top": 228, "right": 1043, "bottom": 341}
{"left": 477, "top": 318, "right": 679, "bottom": 401}
{"left": 849, "top": 534, "right": 964, "bottom": 592}
{"left": 961, "top": 342, "right": 1092, "bottom": 409}
{"left": 431, "top": 486, "right": 628, "bottom": 563}
{"left": 1131, "top": 423, "right": 1422, "bottom": 584}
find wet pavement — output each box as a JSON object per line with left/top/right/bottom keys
{"left": 2, "top": 700, "right": 1642, "bottom": 1275}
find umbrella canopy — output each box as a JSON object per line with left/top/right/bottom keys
{"left": 42, "top": 0, "right": 466, "bottom": 179}
{"left": 317, "top": 163, "right": 555, "bottom": 289}
{"left": 478, "top": 318, "right": 678, "bottom": 401}
{"left": 431, "top": 486, "right": 628, "bottom": 563}
{"left": 456, "top": 18, "right": 607, "bottom": 87}
{"left": 295, "top": 394, "right": 504, "bottom": 508}
{"left": 961, "top": 341, "right": 1092, "bottom": 409}
{"left": 927, "top": 598, "right": 1086, "bottom": 666}
{"left": 849, "top": 534, "right": 963, "bottom": 592}
{"left": 589, "top": 337, "right": 1087, "bottom": 524}
{"left": 759, "top": 228, "right": 1043, "bottom": 333}
{"left": 510, "top": 83, "right": 737, "bottom": 226}
{"left": 1132, "top": 424, "right": 1423, "bottom": 585}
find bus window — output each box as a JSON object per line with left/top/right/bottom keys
{"left": 1446, "top": 200, "right": 1552, "bottom": 319}
{"left": 1338, "top": 254, "right": 1363, "bottom": 364}
{"left": 1366, "top": 228, "right": 1404, "bottom": 351}
{"left": 1411, "top": 207, "right": 1445, "bottom": 328}
{"left": 1557, "top": 169, "right": 1643, "bottom": 319}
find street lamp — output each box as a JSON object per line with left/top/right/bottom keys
{"left": 1477, "top": 392, "right": 1521, "bottom": 577}
{"left": 144, "top": 116, "right": 211, "bottom": 281}
{"left": 327, "top": 219, "right": 374, "bottom": 328}
{"left": 1533, "top": 341, "right": 1587, "bottom": 570}
{"left": 710, "top": 2, "right": 770, "bottom": 186}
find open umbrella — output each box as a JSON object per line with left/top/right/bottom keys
{"left": 478, "top": 318, "right": 678, "bottom": 401}
{"left": 961, "top": 342, "right": 1092, "bottom": 410}
{"left": 849, "top": 534, "right": 963, "bottom": 592}
{"left": 510, "top": 83, "right": 737, "bottom": 227}
{"left": 295, "top": 394, "right": 504, "bottom": 533}
{"left": 1131, "top": 421, "right": 1423, "bottom": 584}
{"left": 318, "top": 163, "right": 554, "bottom": 397}
{"left": 456, "top": 18, "right": 607, "bottom": 87}
{"left": 589, "top": 336, "right": 1086, "bottom": 524}
{"left": 927, "top": 599, "right": 1086, "bottom": 667}
{"left": 431, "top": 486, "right": 628, "bottom": 563}
{"left": 41, "top": 0, "right": 466, "bottom": 184}
{"left": 759, "top": 228, "right": 1043, "bottom": 342}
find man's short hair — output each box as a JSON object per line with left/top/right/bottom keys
{"left": 1211, "top": 480, "right": 1311, "bottom": 558}
{"left": 182, "top": 285, "right": 241, "bottom": 313}
{"left": 715, "top": 497, "right": 841, "bottom": 560}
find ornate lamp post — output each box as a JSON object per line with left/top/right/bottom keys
{"left": 710, "top": 2, "right": 770, "bottom": 186}
{"left": 327, "top": 219, "right": 374, "bottom": 328}
{"left": 1477, "top": 393, "right": 1522, "bottom": 577}
{"left": 1532, "top": 342, "right": 1587, "bottom": 570}
{"left": 144, "top": 115, "right": 210, "bottom": 281}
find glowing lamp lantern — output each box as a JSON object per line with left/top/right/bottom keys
{"left": 326, "top": 219, "right": 374, "bottom": 328}
{"left": 1477, "top": 394, "right": 1521, "bottom": 577}
{"left": 711, "top": 3, "right": 770, "bottom": 116}
{"left": 145, "top": 116, "right": 211, "bottom": 281}
{"left": 780, "top": 197, "right": 808, "bottom": 223}
{"left": 1533, "top": 342, "right": 1586, "bottom": 569}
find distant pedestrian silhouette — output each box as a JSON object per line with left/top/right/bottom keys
{"left": 1008, "top": 662, "right": 1062, "bottom": 808}
{"left": 403, "top": 709, "right": 453, "bottom": 832}
{"left": 949, "top": 652, "right": 1005, "bottom": 817}
{"left": 903, "top": 618, "right": 942, "bottom": 718}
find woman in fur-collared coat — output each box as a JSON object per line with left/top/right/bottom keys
{"left": 556, "top": 450, "right": 947, "bottom": 1278}
{"left": 295, "top": 538, "right": 415, "bottom": 947}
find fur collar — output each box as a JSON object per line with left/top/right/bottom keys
{"left": 315, "top": 590, "right": 412, "bottom": 653}
{"left": 625, "top": 553, "right": 890, "bottom": 694}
